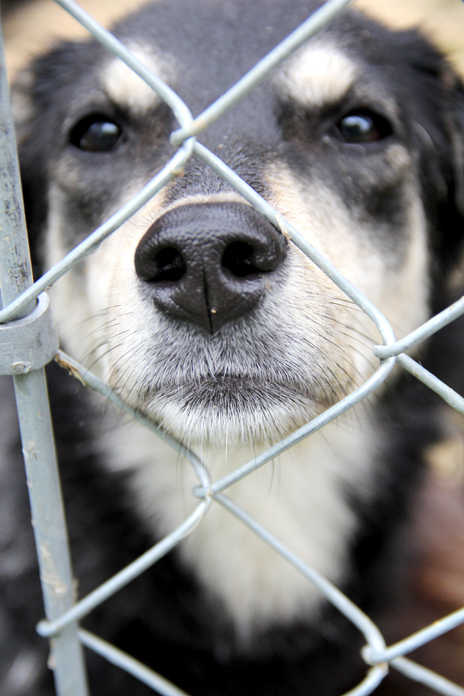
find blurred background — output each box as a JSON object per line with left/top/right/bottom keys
{"left": 3, "top": 0, "right": 464, "bottom": 75}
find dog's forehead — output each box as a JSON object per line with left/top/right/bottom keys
{"left": 97, "top": 0, "right": 355, "bottom": 113}
{"left": 98, "top": 40, "right": 361, "bottom": 120}
{"left": 93, "top": 7, "right": 366, "bottom": 127}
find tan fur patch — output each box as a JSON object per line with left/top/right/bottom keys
{"left": 277, "top": 43, "right": 358, "bottom": 108}
{"left": 264, "top": 161, "right": 430, "bottom": 344}
{"left": 100, "top": 45, "right": 173, "bottom": 115}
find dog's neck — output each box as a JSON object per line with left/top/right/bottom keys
{"left": 102, "top": 412, "right": 378, "bottom": 640}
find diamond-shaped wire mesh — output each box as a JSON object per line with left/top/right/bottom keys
{"left": 0, "top": 1, "right": 463, "bottom": 695}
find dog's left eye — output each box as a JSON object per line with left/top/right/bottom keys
{"left": 69, "top": 115, "right": 123, "bottom": 152}
{"left": 335, "top": 110, "right": 393, "bottom": 144}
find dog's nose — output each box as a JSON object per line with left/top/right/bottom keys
{"left": 134, "top": 202, "right": 287, "bottom": 333}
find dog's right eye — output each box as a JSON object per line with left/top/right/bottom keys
{"left": 69, "top": 115, "right": 122, "bottom": 152}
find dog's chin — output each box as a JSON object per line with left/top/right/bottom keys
{"left": 136, "top": 377, "right": 324, "bottom": 448}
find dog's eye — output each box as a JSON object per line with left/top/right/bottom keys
{"left": 69, "top": 115, "right": 122, "bottom": 152}
{"left": 336, "top": 110, "right": 393, "bottom": 144}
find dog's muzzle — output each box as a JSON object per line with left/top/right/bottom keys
{"left": 134, "top": 202, "right": 287, "bottom": 333}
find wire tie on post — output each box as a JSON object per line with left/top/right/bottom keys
{"left": 0, "top": 293, "right": 59, "bottom": 375}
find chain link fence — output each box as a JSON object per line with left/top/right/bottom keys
{"left": 1, "top": 0, "right": 463, "bottom": 694}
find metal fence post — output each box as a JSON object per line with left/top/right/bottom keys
{"left": 0, "top": 23, "right": 89, "bottom": 696}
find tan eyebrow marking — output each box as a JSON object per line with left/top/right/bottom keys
{"left": 99, "top": 44, "right": 173, "bottom": 115}
{"left": 277, "top": 43, "right": 358, "bottom": 108}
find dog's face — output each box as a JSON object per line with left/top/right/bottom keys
{"left": 14, "top": 0, "right": 464, "bottom": 447}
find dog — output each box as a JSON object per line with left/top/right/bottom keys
{"left": 2, "top": 0, "right": 464, "bottom": 694}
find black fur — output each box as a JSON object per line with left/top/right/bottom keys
{"left": 2, "top": 2, "right": 464, "bottom": 695}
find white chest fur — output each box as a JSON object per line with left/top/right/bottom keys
{"left": 102, "top": 413, "right": 376, "bottom": 640}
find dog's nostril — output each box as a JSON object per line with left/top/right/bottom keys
{"left": 221, "top": 241, "right": 259, "bottom": 278}
{"left": 153, "top": 247, "right": 186, "bottom": 282}
{"left": 135, "top": 245, "right": 186, "bottom": 283}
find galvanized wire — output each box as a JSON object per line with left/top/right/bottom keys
{"left": 374, "top": 295, "right": 464, "bottom": 359}
{"left": 0, "top": 21, "right": 89, "bottom": 696}
{"left": 365, "top": 607, "right": 464, "bottom": 665}
{"left": 170, "top": 0, "right": 353, "bottom": 145}
{"left": 0, "top": 144, "right": 194, "bottom": 324}
{"left": 391, "top": 658, "right": 464, "bottom": 696}
{"left": 2, "top": 1, "right": 464, "bottom": 695}
{"left": 78, "top": 630, "right": 191, "bottom": 696}
{"left": 37, "top": 498, "right": 209, "bottom": 639}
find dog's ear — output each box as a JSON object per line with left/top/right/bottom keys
{"left": 410, "top": 53, "right": 464, "bottom": 285}
{"left": 434, "top": 67, "right": 464, "bottom": 273}
{"left": 11, "top": 65, "right": 50, "bottom": 278}
{"left": 10, "top": 68, "right": 33, "bottom": 145}
{"left": 444, "top": 66, "right": 464, "bottom": 200}
{"left": 448, "top": 76, "right": 464, "bottom": 228}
